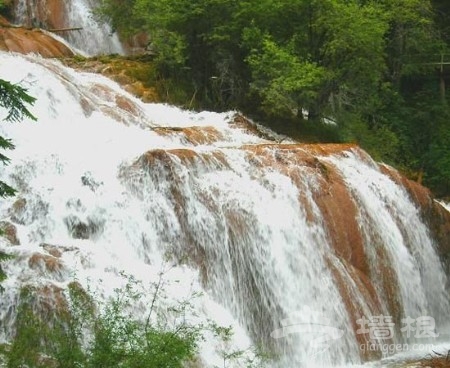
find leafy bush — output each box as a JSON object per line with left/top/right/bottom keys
{"left": 2, "top": 276, "right": 199, "bottom": 368}
{"left": 0, "top": 272, "right": 268, "bottom": 368}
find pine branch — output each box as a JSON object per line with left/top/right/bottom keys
{"left": 0, "top": 250, "right": 13, "bottom": 293}
{"left": 0, "top": 180, "right": 17, "bottom": 198}
{"left": 0, "top": 152, "right": 11, "bottom": 164}
{"left": 0, "top": 135, "right": 14, "bottom": 150}
{"left": 0, "top": 79, "right": 36, "bottom": 123}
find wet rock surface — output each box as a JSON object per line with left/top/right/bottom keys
{"left": 0, "top": 23, "right": 73, "bottom": 57}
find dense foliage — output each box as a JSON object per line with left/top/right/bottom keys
{"left": 95, "top": 0, "right": 450, "bottom": 197}
{"left": 0, "top": 277, "right": 266, "bottom": 368}
{"left": 0, "top": 281, "right": 200, "bottom": 368}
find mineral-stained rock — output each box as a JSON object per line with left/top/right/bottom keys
{"left": 380, "top": 164, "right": 450, "bottom": 275}
{"left": 0, "top": 221, "right": 20, "bottom": 245}
{"left": 28, "top": 252, "right": 64, "bottom": 275}
{"left": 152, "top": 126, "right": 225, "bottom": 146}
{"left": 9, "top": 197, "right": 49, "bottom": 226}
{"left": 1, "top": 1, "right": 72, "bottom": 57}
{"left": 0, "top": 26, "right": 74, "bottom": 57}
{"left": 12, "top": 0, "right": 67, "bottom": 30}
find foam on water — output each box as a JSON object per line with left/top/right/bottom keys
{"left": 0, "top": 52, "right": 448, "bottom": 368}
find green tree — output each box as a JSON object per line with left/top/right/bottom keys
{"left": 365, "top": 1, "right": 449, "bottom": 176}
{"left": 136, "top": 0, "right": 246, "bottom": 109}
{"left": 0, "top": 79, "right": 36, "bottom": 197}
{"left": 94, "top": 0, "right": 141, "bottom": 37}
{"left": 377, "top": 0, "right": 440, "bottom": 84}
{"left": 0, "top": 79, "right": 36, "bottom": 292}
{"left": 96, "top": 0, "right": 389, "bottom": 119}
{"left": 426, "top": 126, "right": 450, "bottom": 196}
{"left": 96, "top": 0, "right": 250, "bottom": 108}
{"left": 244, "top": 31, "right": 328, "bottom": 119}
{"left": 243, "top": 0, "right": 388, "bottom": 121}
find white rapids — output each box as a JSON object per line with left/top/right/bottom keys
{"left": 0, "top": 52, "right": 448, "bottom": 368}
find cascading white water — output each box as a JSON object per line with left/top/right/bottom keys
{"left": 60, "top": 0, "right": 124, "bottom": 55}
{"left": 325, "top": 152, "right": 449, "bottom": 331}
{"left": 13, "top": 0, "right": 124, "bottom": 55}
{"left": 0, "top": 51, "right": 448, "bottom": 368}
{"left": 0, "top": 52, "right": 258, "bottom": 367}
{"left": 121, "top": 146, "right": 362, "bottom": 366}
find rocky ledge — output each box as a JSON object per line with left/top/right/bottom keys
{"left": 0, "top": 17, "right": 74, "bottom": 57}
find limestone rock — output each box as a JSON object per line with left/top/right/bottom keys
{"left": 0, "top": 26, "right": 74, "bottom": 57}
{"left": 0, "top": 221, "right": 20, "bottom": 245}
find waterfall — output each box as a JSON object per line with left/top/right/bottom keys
{"left": 0, "top": 52, "right": 448, "bottom": 367}
{"left": 59, "top": 0, "right": 124, "bottom": 55}
{"left": 13, "top": 0, "right": 124, "bottom": 55}
{"left": 325, "top": 152, "right": 449, "bottom": 328}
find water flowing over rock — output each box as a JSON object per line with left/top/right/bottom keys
{"left": 0, "top": 20, "right": 74, "bottom": 56}
{"left": 12, "top": 0, "right": 123, "bottom": 55}
{"left": 0, "top": 51, "right": 449, "bottom": 367}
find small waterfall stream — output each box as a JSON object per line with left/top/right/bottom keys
{"left": 60, "top": 0, "right": 124, "bottom": 55}
{"left": 0, "top": 52, "right": 448, "bottom": 367}
{"left": 13, "top": 0, "right": 124, "bottom": 55}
